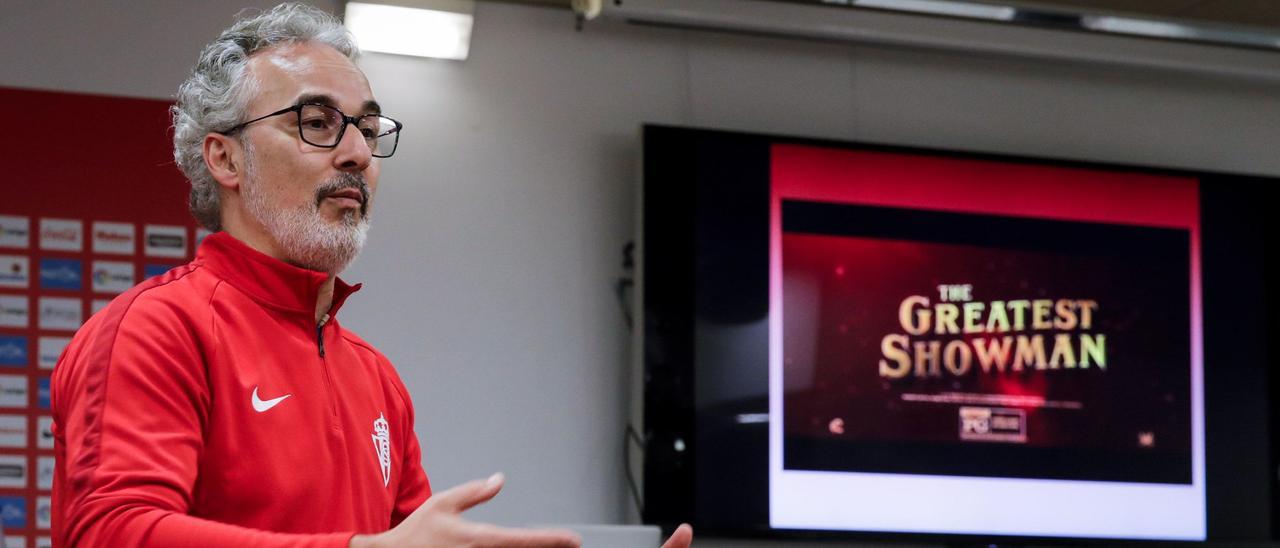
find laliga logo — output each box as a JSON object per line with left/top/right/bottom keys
{"left": 93, "top": 269, "right": 129, "bottom": 285}
{"left": 371, "top": 413, "right": 391, "bottom": 487}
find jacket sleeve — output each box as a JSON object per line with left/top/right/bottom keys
{"left": 53, "top": 293, "right": 354, "bottom": 548}
{"left": 389, "top": 367, "right": 432, "bottom": 527}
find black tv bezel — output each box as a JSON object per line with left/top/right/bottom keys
{"left": 640, "top": 124, "right": 1275, "bottom": 545}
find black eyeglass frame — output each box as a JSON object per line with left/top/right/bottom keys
{"left": 216, "top": 102, "right": 403, "bottom": 158}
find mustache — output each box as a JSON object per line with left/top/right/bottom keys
{"left": 314, "top": 173, "right": 371, "bottom": 216}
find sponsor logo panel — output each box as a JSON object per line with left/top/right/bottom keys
{"left": 92, "top": 221, "right": 136, "bottom": 255}
{"left": 5, "top": 535, "right": 28, "bottom": 548}
{"left": 0, "top": 295, "right": 28, "bottom": 329}
{"left": 39, "top": 218, "right": 82, "bottom": 252}
{"left": 0, "top": 255, "right": 30, "bottom": 289}
{"left": 91, "top": 299, "right": 112, "bottom": 316}
{"left": 0, "top": 336, "right": 27, "bottom": 368}
{"left": 38, "top": 297, "right": 82, "bottom": 331}
{"left": 36, "top": 495, "right": 51, "bottom": 529}
{"left": 0, "top": 454, "right": 28, "bottom": 488}
{"left": 37, "top": 377, "right": 50, "bottom": 410}
{"left": 37, "top": 456, "right": 53, "bottom": 491}
{"left": 0, "top": 414, "right": 27, "bottom": 448}
{"left": 0, "top": 494, "right": 26, "bottom": 529}
{"left": 91, "top": 260, "right": 135, "bottom": 294}
{"left": 38, "top": 257, "right": 82, "bottom": 291}
{"left": 144, "top": 264, "right": 176, "bottom": 279}
{"left": 0, "top": 375, "right": 27, "bottom": 407}
{"left": 37, "top": 337, "right": 70, "bottom": 370}
{"left": 196, "top": 228, "right": 213, "bottom": 249}
{"left": 0, "top": 215, "right": 30, "bottom": 249}
{"left": 144, "top": 225, "right": 187, "bottom": 258}
{"left": 37, "top": 416, "right": 53, "bottom": 450}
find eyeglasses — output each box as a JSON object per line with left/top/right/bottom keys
{"left": 217, "top": 103, "right": 403, "bottom": 158}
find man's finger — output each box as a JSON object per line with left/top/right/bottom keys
{"left": 466, "top": 522, "right": 582, "bottom": 548}
{"left": 661, "top": 523, "right": 693, "bottom": 548}
{"left": 424, "top": 473, "right": 505, "bottom": 513}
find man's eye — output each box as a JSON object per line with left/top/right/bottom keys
{"left": 303, "top": 117, "right": 333, "bottom": 130}
{"left": 359, "top": 127, "right": 377, "bottom": 139}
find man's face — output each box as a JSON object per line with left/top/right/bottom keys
{"left": 235, "top": 41, "right": 381, "bottom": 273}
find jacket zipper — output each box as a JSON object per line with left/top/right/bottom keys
{"left": 316, "top": 313, "right": 329, "bottom": 357}
{"left": 316, "top": 313, "right": 340, "bottom": 427}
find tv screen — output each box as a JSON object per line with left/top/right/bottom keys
{"left": 641, "top": 125, "right": 1273, "bottom": 544}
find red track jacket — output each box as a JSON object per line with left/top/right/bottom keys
{"left": 51, "top": 232, "right": 432, "bottom": 547}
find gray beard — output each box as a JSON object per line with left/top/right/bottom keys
{"left": 241, "top": 142, "right": 371, "bottom": 274}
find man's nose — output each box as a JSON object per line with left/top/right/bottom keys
{"left": 333, "top": 123, "right": 373, "bottom": 171}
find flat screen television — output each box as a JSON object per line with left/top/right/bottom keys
{"left": 640, "top": 125, "right": 1274, "bottom": 544}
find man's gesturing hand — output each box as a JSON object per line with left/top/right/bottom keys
{"left": 349, "top": 473, "right": 582, "bottom": 548}
{"left": 661, "top": 523, "right": 693, "bottom": 548}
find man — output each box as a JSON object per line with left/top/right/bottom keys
{"left": 51, "top": 4, "right": 693, "bottom": 547}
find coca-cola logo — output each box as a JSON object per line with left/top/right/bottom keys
{"left": 42, "top": 228, "right": 77, "bottom": 241}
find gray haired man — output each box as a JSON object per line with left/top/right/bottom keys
{"left": 52, "top": 3, "right": 691, "bottom": 547}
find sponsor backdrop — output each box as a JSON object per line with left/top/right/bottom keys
{"left": 0, "top": 86, "right": 198, "bottom": 546}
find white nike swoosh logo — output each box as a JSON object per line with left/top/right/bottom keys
{"left": 252, "top": 387, "right": 291, "bottom": 413}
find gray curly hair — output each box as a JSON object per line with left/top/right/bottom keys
{"left": 172, "top": 3, "right": 359, "bottom": 232}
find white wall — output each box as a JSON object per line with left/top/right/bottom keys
{"left": 0, "top": 0, "right": 338, "bottom": 99}
{"left": 352, "top": 4, "right": 1280, "bottom": 534}
{"left": 7, "top": 0, "right": 1280, "bottom": 542}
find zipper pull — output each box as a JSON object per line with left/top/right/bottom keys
{"left": 316, "top": 313, "right": 330, "bottom": 358}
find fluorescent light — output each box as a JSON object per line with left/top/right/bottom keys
{"left": 345, "top": 1, "right": 474, "bottom": 61}
{"left": 1082, "top": 16, "right": 1196, "bottom": 40}
{"left": 1083, "top": 15, "right": 1280, "bottom": 49}
{"left": 853, "top": 0, "right": 1016, "bottom": 21}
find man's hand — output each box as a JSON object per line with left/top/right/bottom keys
{"left": 350, "top": 473, "right": 581, "bottom": 548}
{"left": 661, "top": 523, "right": 693, "bottom": 548}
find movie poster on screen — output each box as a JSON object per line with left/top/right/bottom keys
{"left": 766, "top": 142, "right": 1204, "bottom": 539}
{"left": 779, "top": 203, "right": 1191, "bottom": 484}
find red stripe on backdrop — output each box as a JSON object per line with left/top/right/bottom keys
{"left": 2, "top": 86, "right": 190, "bottom": 223}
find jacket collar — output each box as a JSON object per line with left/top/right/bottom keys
{"left": 196, "top": 232, "right": 362, "bottom": 318}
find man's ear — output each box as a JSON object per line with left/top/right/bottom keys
{"left": 203, "top": 133, "right": 246, "bottom": 191}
